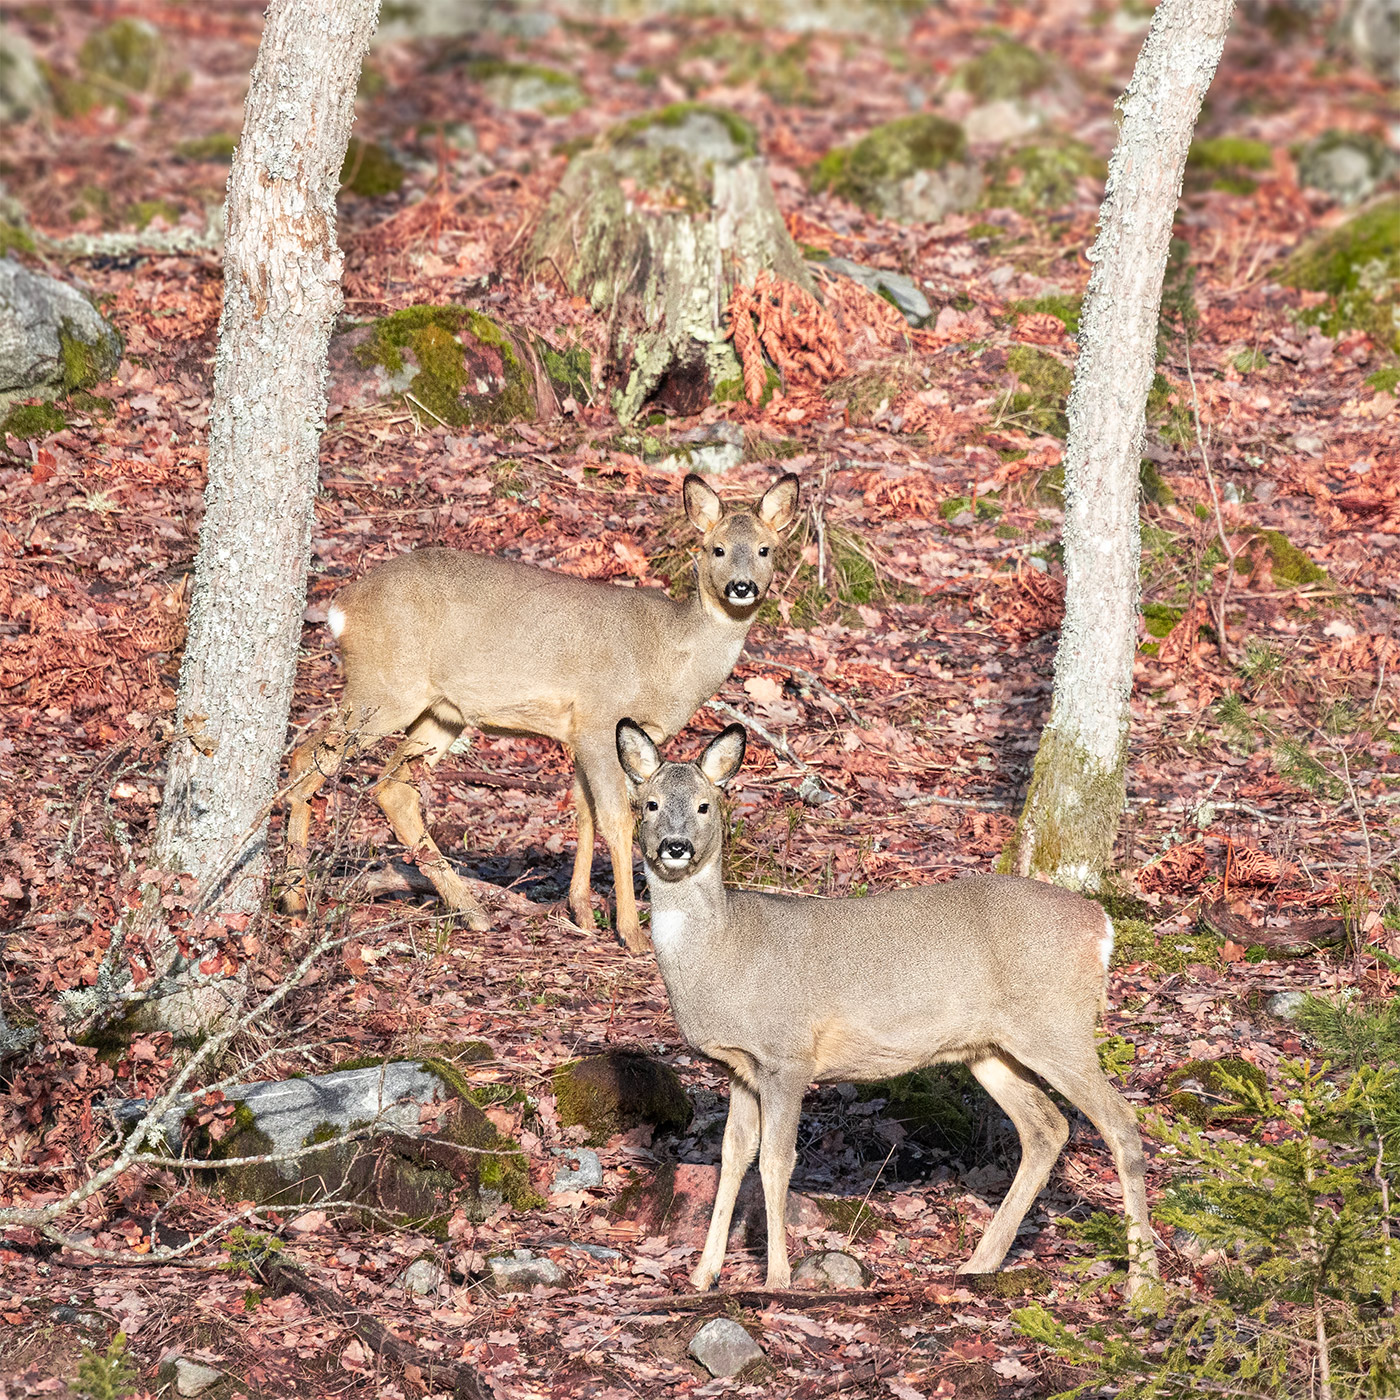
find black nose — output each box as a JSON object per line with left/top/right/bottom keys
{"left": 725, "top": 579, "right": 758, "bottom": 601}
{"left": 660, "top": 838, "right": 694, "bottom": 862}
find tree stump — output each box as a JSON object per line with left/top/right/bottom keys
{"left": 531, "top": 103, "right": 814, "bottom": 422}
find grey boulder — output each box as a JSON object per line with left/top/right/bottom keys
{"left": 488, "top": 1248, "right": 565, "bottom": 1291}
{"left": 0, "top": 24, "right": 50, "bottom": 124}
{"left": 155, "top": 1356, "right": 226, "bottom": 1399}
{"left": 823, "top": 258, "right": 932, "bottom": 327}
{"left": 1296, "top": 130, "right": 1395, "bottom": 204}
{"left": 793, "top": 1250, "right": 868, "bottom": 1290}
{"left": 689, "top": 1317, "right": 765, "bottom": 1378}
{"left": 1266, "top": 990, "right": 1310, "bottom": 1021}
{"left": 399, "top": 1256, "right": 447, "bottom": 1295}
{"left": 0, "top": 258, "right": 121, "bottom": 410}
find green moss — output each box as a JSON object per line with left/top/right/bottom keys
{"left": 939, "top": 493, "right": 1002, "bottom": 522}
{"left": 1365, "top": 365, "right": 1400, "bottom": 394}
{"left": 540, "top": 342, "right": 591, "bottom": 403}
{"left": 1139, "top": 459, "right": 1175, "bottom": 507}
{"left": 304, "top": 1121, "right": 341, "bottom": 1147}
{"left": 958, "top": 38, "right": 1051, "bottom": 103}
{"left": 1011, "top": 292, "right": 1082, "bottom": 335}
{"left": 1110, "top": 917, "right": 1221, "bottom": 974}
{"left": 811, "top": 114, "right": 967, "bottom": 212}
{"left": 689, "top": 33, "right": 816, "bottom": 106}
{"left": 967, "top": 1266, "right": 1053, "bottom": 1298}
{"left": 77, "top": 18, "right": 167, "bottom": 94}
{"left": 816, "top": 1196, "right": 889, "bottom": 1241}
{"left": 1097, "top": 1034, "right": 1137, "bottom": 1081}
{"left": 125, "top": 198, "right": 180, "bottom": 230}
{"left": 355, "top": 304, "right": 536, "bottom": 426}
{"left": 1164, "top": 1057, "right": 1267, "bottom": 1126}
{"left": 175, "top": 133, "right": 237, "bottom": 163}
{"left": 715, "top": 365, "right": 779, "bottom": 405}
{"left": 984, "top": 137, "right": 1105, "bottom": 213}
{"left": 58, "top": 320, "right": 121, "bottom": 393}
{"left": 340, "top": 138, "right": 404, "bottom": 198}
{"left": 1187, "top": 136, "right": 1273, "bottom": 194}
{"left": 1280, "top": 198, "right": 1400, "bottom": 352}
{"left": 860, "top": 1063, "right": 982, "bottom": 1153}
{"left": 1233, "top": 347, "right": 1269, "bottom": 374}
{"left": 1006, "top": 344, "right": 1071, "bottom": 436}
{"left": 1, "top": 402, "right": 66, "bottom": 439}
{"left": 553, "top": 1050, "right": 692, "bottom": 1146}
{"left": 1257, "top": 528, "right": 1330, "bottom": 589}
{"left": 612, "top": 102, "right": 759, "bottom": 160}
{"left": 0, "top": 222, "right": 36, "bottom": 257}
{"left": 464, "top": 59, "right": 582, "bottom": 113}
{"left": 1142, "top": 602, "right": 1183, "bottom": 639}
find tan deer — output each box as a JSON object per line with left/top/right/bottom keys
{"left": 615, "top": 719, "right": 1161, "bottom": 1300}
{"left": 279, "top": 473, "right": 799, "bottom": 951}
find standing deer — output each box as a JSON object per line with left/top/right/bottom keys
{"left": 279, "top": 473, "right": 799, "bottom": 951}
{"left": 615, "top": 719, "right": 1161, "bottom": 1300}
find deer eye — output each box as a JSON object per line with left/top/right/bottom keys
{"left": 758, "top": 546, "right": 769, "bottom": 557}
{"left": 646, "top": 800, "right": 659, "bottom": 812}
{"left": 698, "top": 802, "right": 710, "bottom": 814}
{"left": 712, "top": 546, "right": 726, "bottom": 557}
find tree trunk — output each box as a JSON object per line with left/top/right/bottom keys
{"left": 1005, "top": 0, "right": 1233, "bottom": 889}
{"left": 156, "top": 0, "right": 381, "bottom": 912}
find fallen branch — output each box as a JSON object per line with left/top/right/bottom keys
{"left": 1197, "top": 901, "right": 1348, "bottom": 956}
{"left": 265, "top": 1259, "right": 493, "bottom": 1400}
{"left": 706, "top": 699, "right": 832, "bottom": 804}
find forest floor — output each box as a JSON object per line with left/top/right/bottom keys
{"left": 0, "top": 1, "right": 1398, "bottom": 1397}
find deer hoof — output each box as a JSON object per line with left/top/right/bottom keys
{"left": 689, "top": 1265, "right": 718, "bottom": 1293}
{"left": 277, "top": 888, "right": 309, "bottom": 917}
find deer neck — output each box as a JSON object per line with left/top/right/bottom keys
{"left": 645, "top": 853, "right": 728, "bottom": 974}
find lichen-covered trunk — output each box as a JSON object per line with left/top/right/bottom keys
{"left": 156, "top": 0, "right": 380, "bottom": 910}
{"left": 1006, "top": 0, "right": 1233, "bottom": 889}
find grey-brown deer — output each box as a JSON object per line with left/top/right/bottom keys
{"left": 279, "top": 473, "right": 799, "bottom": 952}
{"left": 615, "top": 719, "right": 1160, "bottom": 1300}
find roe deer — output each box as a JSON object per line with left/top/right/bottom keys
{"left": 615, "top": 719, "right": 1160, "bottom": 1299}
{"left": 279, "top": 473, "right": 799, "bottom": 951}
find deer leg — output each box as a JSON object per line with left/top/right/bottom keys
{"left": 1030, "top": 1051, "right": 1160, "bottom": 1300}
{"left": 577, "top": 745, "right": 647, "bottom": 953}
{"left": 691, "top": 1073, "right": 761, "bottom": 1292}
{"left": 375, "top": 719, "right": 490, "bottom": 932}
{"left": 568, "top": 770, "right": 596, "bottom": 931}
{"left": 279, "top": 726, "right": 350, "bottom": 916}
{"left": 959, "top": 1054, "right": 1069, "bottom": 1276}
{"left": 756, "top": 1069, "right": 808, "bottom": 1289}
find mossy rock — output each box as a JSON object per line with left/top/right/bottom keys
{"left": 1, "top": 401, "right": 65, "bottom": 440}
{"left": 1279, "top": 198, "right": 1400, "bottom": 352}
{"left": 60, "top": 19, "right": 184, "bottom": 114}
{"left": 957, "top": 38, "right": 1051, "bottom": 103}
{"left": 466, "top": 59, "right": 583, "bottom": 113}
{"left": 1187, "top": 135, "right": 1273, "bottom": 194}
{"left": 340, "top": 138, "right": 404, "bottom": 198}
{"left": 1255, "top": 528, "right": 1331, "bottom": 589}
{"left": 0, "top": 222, "right": 36, "bottom": 259}
{"left": 553, "top": 1049, "right": 692, "bottom": 1145}
{"left": 1142, "top": 601, "right": 1183, "bottom": 639}
{"left": 965, "top": 1265, "right": 1053, "bottom": 1297}
{"left": 811, "top": 115, "right": 978, "bottom": 223}
{"left": 983, "top": 136, "right": 1105, "bottom": 212}
{"left": 859, "top": 1063, "right": 982, "bottom": 1153}
{"left": 1295, "top": 130, "right": 1395, "bottom": 207}
{"left": 1164, "top": 1057, "right": 1267, "bottom": 1126}
{"left": 329, "top": 304, "right": 568, "bottom": 426}
{"left": 125, "top": 198, "right": 181, "bottom": 231}
{"left": 1006, "top": 344, "right": 1071, "bottom": 437}
{"left": 175, "top": 133, "right": 238, "bottom": 164}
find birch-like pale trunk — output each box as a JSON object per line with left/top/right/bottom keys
{"left": 1007, "top": 0, "right": 1234, "bottom": 888}
{"left": 156, "top": 0, "right": 380, "bottom": 909}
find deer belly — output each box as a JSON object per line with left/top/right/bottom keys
{"left": 810, "top": 1016, "right": 948, "bottom": 1083}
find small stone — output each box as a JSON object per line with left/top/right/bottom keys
{"left": 965, "top": 99, "right": 1044, "bottom": 147}
{"left": 1266, "top": 990, "right": 1309, "bottom": 1021}
{"left": 824, "top": 258, "right": 932, "bottom": 327}
{"left": 399, "top": 1256, "right": 446, "bottom": 1296}
{"left": 688, "top": 1317, "right": 765, "bottom": 1378}
{"left": 157, "top": 1357, "right": 224, "bottom": 1399}
{"left": 551, "top": 1147, "right": 604, "bottom": 1193}
{"left": 1296, "top": 130, "right": 1395, "bottom": 205}
{"left": 1292, "top": 433, "right": 1326, "bottom": 456}
{"left": 488, "top": 1248, "right": 565, "bottom": 1292}
{"left": 0, "top": 24, "right": 50, "bottom": 123}
{"left": 793, "top": 1250, "right": 867, "bottom": 1290}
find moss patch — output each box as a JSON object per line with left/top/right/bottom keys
{"left": 1006, "top": 345, "right": 1071, "bottom": 437}
{"left": 0, "top": 222, "right": 37, "bottom": 258}
{"left": 1110, "top": 917, "right": 1221, "bottom": 974}
{"left": 1, "top": 402, "right": 66, "bottom": 440}
{"left": 553, "top": 1050, "right": 692, "bottom": 1145}
{"left": 540, "top": 341, "right": 591, "bottom": 403}
{"left": 175, "top": 133, "right": 237, "bottom": 163}
{"left": 1187, "top": 136, "right": 1273, "bottom": 194}
{"left": 1011, "top": 292, "right": 1082, "bottom": 335}
{"left": 612, "top": 102, "right": 759, "bottom": 160}
{"left": 816, "top": 1196, "right": 889, "bottom": 1241}
{"left": 340, "top": 138, "right": 404, "bottom": 198}
{"left": 353, "top": 305, "right": 536, "bottom": 426}
{"left": 125, "top": 198, "right": 180, "bottom": 230}
{"left": 1257, "top": 528, "right": 1330, "bottom": 589}
{"left": 464, "top": 59, "right": 583, "bottom": 114}
{"left": 691, "top": 33, "right": 815, "bottom": 106}
{"left": 1279, "top": 198, "right": 1400, "bottom": 352}
{"left": 966, "top": 1266, "right": 1053, "bottom": 1298}
{"left": 859, "top": 1063, "right": 982, "bottom": 1154}
{"left": 1140, "top": 459, "right": 1175, "bottom": 507}
{"left": 958, "top": 38, "right": 1051, "bottom": 103}
{"left": 57, "top": 320, "right": 121, "bottom": 394}
{"left": 1164, "top": 1057, "right": 1267, "bottom": 1126}
{"left": 811, "top": 114, "right": 967, "bottom": 213}
{"left": 983, "top": 137, "right": 1105, "bottom": 213}
{"left": 1142, "top": 602, "right": 1183, "bottom": 639}
{"left": 1364, "top": 365, "right": 1399, "bottom": 394}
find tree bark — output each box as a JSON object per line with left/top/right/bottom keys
{"left": 1006, "top": 0, "right": 1233, "bottom": 889}
{"left": 156, "top": 0, "right": 381, "bottom": 911}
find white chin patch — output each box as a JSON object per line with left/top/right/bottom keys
{"left": 659, "top": 854, "right": 692, "bottom": 873}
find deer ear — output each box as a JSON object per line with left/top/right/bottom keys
{"left": 683, "top": 474, "right": 723, "bottom": 533}
{"left": 698, "top": 724, "right": 746, "bottom": 788}
{"left": 758, "top": 473, "right": 800, "bottom": 532}
{"left": 616, "top": 719, "right": 663, "bottom": 787}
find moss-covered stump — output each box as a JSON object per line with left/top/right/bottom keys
{"left": 137, "top": 1061, "right": 540, "bottom": 1230}
{"left": 1279, "top": 197, "right": 1400, "bottom": 352}
{"left": 983, "top": 135, "right": 1106, "bottom": 213}
{"left": 0, "top": 258, "right": 122, "bottom": 413}
{"left": 1164, "top": 1057, "right": 1268, "bottom": 1126}
{"left": 553, "top": 1049, "right": 692, "bottom": 1144}
{"left": 811, "top": 115, "right": 979, "bottom": 224}
{"left": 326, "top": 304, "right": 587, "bottom": 426}
{"left": 530, "top": 103, "right": 812, "bottom": 422}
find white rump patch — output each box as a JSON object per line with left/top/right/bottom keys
{"left": 650, "top": 908, "right": 687, "bottom": 951}
{"left": 327, "top": 604, "right": 346, "bottom": 640}
{"left": 1099, "top": 908, "right": 1115, "bottom": 971}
